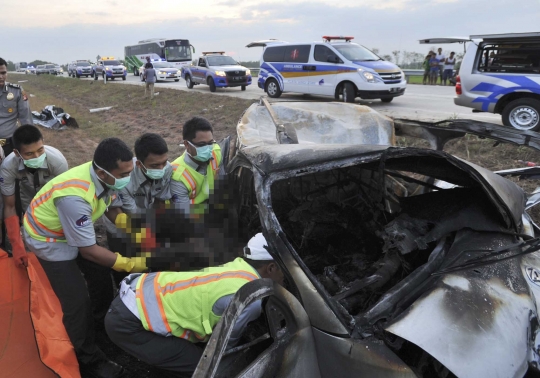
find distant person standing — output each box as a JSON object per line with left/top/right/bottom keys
{"left": 0, "top": 57, "right": 33, "bottom": 156}
{"left": 429, "top": 53, "right": 439, "bottom": 85}
{"left": 143, "top": 63, "right": 156, "bottom": 99}
{"left": 442, "top": 52, "right": 456, "bottom": 86}
{"left": 423, "top": 51, "right": 434, "bottom": 85}
{"left": 435, "top": 48, "right": 446, "bottom": 85}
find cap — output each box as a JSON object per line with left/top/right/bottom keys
{"left": 243, "top": 233, "right": 274, "bottom": 261}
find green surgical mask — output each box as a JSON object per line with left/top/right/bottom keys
{"left": 188, "top": 141, "right": 213, "bottom": 162}
{"left": 140, "top": 161, "right": 166, "bottom": 180}
{"left": 94, "top": 162, "right": 131, "bottom": 191}
{"left": 22, "top": 152, "right": 47, "bottom": 169}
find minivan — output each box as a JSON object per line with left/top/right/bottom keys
{"left": 421, "top": 32, "right": 540, "bottom": 131}
{"left": 247, "top": 37, "right": 406, "bottom": 103}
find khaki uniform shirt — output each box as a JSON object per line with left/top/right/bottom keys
{"left": 0, "top": 83, "right": 33, "bottom": 138}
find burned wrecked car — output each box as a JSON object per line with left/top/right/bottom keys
{"left": 191, "top": 99, "right": 540, "bottom": 378}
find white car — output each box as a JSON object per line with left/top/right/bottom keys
{"left": 139, "top": 61, "right": 180, "bottom": 82}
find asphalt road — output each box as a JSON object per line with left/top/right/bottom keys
{"left": 20, "top": 72, "right": 504, "bottom": 124}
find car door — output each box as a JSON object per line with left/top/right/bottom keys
{"left": 280, "top": 44, "right": 312, "bottom": 94}
{"left": 193, "top": 279, "right": 321, "bottom": 378}
{"left": 191, "top": 58, "right": 206, "bottom": 83}
{"left": 309, "top": 44, "right": 341, "bottom": 96}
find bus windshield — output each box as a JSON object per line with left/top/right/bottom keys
{"left": 164, "top": 40, "right": 192, "bottom": 62}
{"left": 19, "top": 62, "right": 28, "bottom": 68}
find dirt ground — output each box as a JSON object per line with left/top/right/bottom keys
{"left": 14, "top": 74, "right": 540, "bottom": 376}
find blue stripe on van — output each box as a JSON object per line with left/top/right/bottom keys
{"left": 471, "top": 75, "right": 540, "bottom": 111}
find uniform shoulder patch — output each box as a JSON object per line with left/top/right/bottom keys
{"left": 7, "top": 83, "right": 20, "bottom": 89}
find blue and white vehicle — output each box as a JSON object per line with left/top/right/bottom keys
{"left": 246, "top": 36, "right": 406, "bottom": 103}
{"left": 421, "top": 33, "right": 540, "bottom": 131}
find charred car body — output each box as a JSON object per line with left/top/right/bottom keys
{"left": 188, "top": 100, "right": 540, "bottom": 378}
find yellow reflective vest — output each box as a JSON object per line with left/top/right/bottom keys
{"left": 135, "top": 257, "right": 259, "bottom": 342}
{"left": 23, "top": 162, "right": 112, "bottom": 243}
{"left": 171, "top": 144, "right": 222, "bottom": 204}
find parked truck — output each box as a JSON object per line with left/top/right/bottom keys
{"left": 181, "top": 51, "right": 252, "bottom": 92}
{"left": 68, "top": 60, "right": 93, "bottom": 78}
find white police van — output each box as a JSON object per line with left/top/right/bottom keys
{"left": 421, "top": 33, "right": 540, "bottom": 131}
{"left": 247, "top": 37, "right": 406, "bottom": 103}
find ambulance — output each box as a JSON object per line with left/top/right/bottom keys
{"left": 247, "top": 36, "right": 406, "bottom": 103}
{"left": 420, "top": 33, "right": 540, "bottom": 131}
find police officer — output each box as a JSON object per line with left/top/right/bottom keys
{"left": 0, "top": 125, "right": 68, "bottom": 267}
{"left": 0, "top": 57, "right": 33, "bottom": 155}
{"left": 105, "top": 233, "right": 284, "bottom": 376}
{"left": 170, "top": 117, "right": 224, "bottom": 205}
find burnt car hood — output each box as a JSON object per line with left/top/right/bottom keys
{"left": 240, "top": 145, "right": 525, "bottom": 231}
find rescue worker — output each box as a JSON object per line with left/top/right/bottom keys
{"left": 120, "top": 132, "right": 172, "bottom": 213}
{"left": 170, "top": 117, "right": 223, "bottom": 205}
{"left": 1, "top": 124, "right": 68, "bottom": 267}
{"left": 105, "top": 233, "right": 284, "bottom": 376}
{"left": 106, "top": 132, "right": 172, "bottom": 274}
{"left": 22, "top": 137, "right": 149, "bottom": 378}
{"left": 0, "top": 57, "right": 33, "bottom": 156}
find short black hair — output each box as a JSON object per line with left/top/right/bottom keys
{"left": 0, "top": 57, "right": 6, "bottom": 67}
{"left": 13, "top": 125, "right": 43, "bottom": 150}
{"left": 145, "top": 63, "right": 153, "bottom": 69}
{"left": 243, "top": 257, "right": 275, "bottom": 270}
{"left": 134, "top": 133, "right": 168, "bottom": 162}
{"left": 182, "top": 117, "right": 213, "bottom": 141}
{"left": 93, "top": 137, "right": 133, "bottom": 172}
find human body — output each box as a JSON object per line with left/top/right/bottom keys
{"left": 443, "top": 52, "right": 456, "bottom": 86}
{"left": 144, "top": 63, "right": 157, "bottom": 99}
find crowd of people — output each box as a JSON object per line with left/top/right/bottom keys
{"left": 422, "top": 47, "right": 457, "bottom": 86}
{"left": 0, "top": 56, "right": 284, "bottom": 378}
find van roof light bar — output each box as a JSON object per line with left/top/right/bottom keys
{"left": 202, "top": 51, "right": 225, "bottom": 56}
{"left": 323, "top": 36, "right": 354, "bottom": 42}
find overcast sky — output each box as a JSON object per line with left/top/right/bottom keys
{"left": 3, "top": 0, "right": 540, "bottom": 65}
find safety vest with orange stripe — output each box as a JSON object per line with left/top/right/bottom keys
{"left": 134, "top": 257, "right": 259, "bottom": 342}
{"left": 171, "top": 144, "right": 222, "bottom": 204}
{"left": 23, "top": 162, "right": 112, "bottom": 243}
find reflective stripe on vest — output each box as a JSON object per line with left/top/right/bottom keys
{"left": 171, "top": 144, "right": 222, "bottom": 205}
{"left": 135, "top": 258, "right": 259, "bottom": 341}
{"left": 23, "top": 162, "right": 111, "bottom": 243}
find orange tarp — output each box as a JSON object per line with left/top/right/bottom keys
{"left": 0, "top": 250, "right": 80, "bottom": 378}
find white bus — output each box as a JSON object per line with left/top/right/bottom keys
{"left": 124, "top": 38, "right": 194, "bottom": 75}
{"left": 15, "top": 62, "right": 28, "bottom": 72}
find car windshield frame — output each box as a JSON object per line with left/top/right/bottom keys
{"left": 206, "top": 56, "right": 238, "bottom": 66}
{"left": 333, "top": 44, "right": 382, "bottom": 62}
{"left": 76, "top": 62, "right": 91, "bottom": 67}
{"left": 103, "top": 60, "right": 121, "bottom": 66}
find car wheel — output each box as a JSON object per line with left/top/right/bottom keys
{"left": 186, "top": 75, "right": 194, "bottom": 89}
{"left": 241, "top": 85, "right": 246, "bottom": 91}
{"left": 208, "top": 77, "right": 216, "bottom": 92}
{"left": 502, "top": 98, "right": 540, "bottom": 131}
{"left": 265, "top": 79, "right": 282, "bottom": 98}
{"left": 380, "top": 97, "right": 393, "bottom": 103}
{"left": 342, "top": 82, "right": 355, "bottom": 103}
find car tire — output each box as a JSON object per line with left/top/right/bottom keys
{"left": 502, "top": 98, "right": 540, "bottom": 131}
{"left": 208, "top": 77, "right": 216, "bottom": 92}
{"left": 174, "top": 79, "right": 179, "bottom": 82}
{"left": 122, "top": 76, "right": 126, "bottom": 81}
{"left": 186, "top": 75, "right": 194, "bottom": 89}
{"left": 241, "top": 85, "right": 246, "bottom": 91}
{"left": 76, "top": 73, "right": 80, "bottom": 79}
{"left": 265, "top": 78, "right": 282, "bottom": 98}
{"left": 380, "top": 97, "right": 393, "bottom": 103}
{"left": 342, "top": 82, "right": 355, "bottom": 103}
